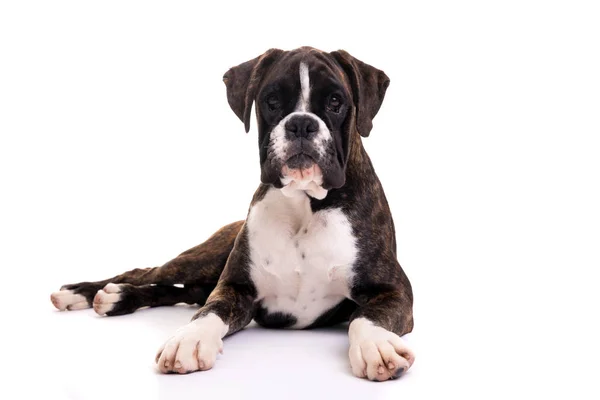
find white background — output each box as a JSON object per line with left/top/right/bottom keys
{"left": 1, "top": 1, "right": 599, "bottom": 399}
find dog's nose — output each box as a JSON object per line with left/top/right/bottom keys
{"left": 285, "top": 115, "right": 319, "bottom": 139}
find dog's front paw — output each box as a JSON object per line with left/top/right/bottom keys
{"left": 348, "top": 318, "right": 415, "bottom": 381}
{"left": 155, "top": 313, "right": 228, "bottom": 374}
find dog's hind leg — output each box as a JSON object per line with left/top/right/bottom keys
{"left": 92, "top": 283, "right": 216, "bottom": 316}
{"left": 50, "top": 221, "right": 244, "bottom": 312}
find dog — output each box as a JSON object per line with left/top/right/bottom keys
{"left": 50, "top": 46, "right": 415, "bottom": 381}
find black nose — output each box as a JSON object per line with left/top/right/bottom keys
{"left": 285, "top": 115, "right": 319, "bottom": 139}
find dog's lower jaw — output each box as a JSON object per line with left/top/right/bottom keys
{"left": 281, "top": 180, "right": 328, "bottom": 200}
{"left": 280, "top": 164, "right": 328, "bottom": 199}
{"left": 281, "top": 164, "right": 328, "bottom": 200}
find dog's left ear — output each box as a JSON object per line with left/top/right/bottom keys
{"left": 330, "top": 50, "right": 390, "bottom": 137}
{"left": 223, "top": 48, "right": 284, "bottom": 133}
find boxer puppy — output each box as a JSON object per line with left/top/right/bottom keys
{"left": 51, "top": 47, "right": 415, "bottom": 381}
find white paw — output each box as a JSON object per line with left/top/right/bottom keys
{"left": 50, "top": 289, "right": 89, "bottom": 311}
{"left": 348, "top": 318, "right": 415, "bottom": 381}
{"left": 155, "top": 313, "right": 228, "bottom": 374}
{"left": 92, "top": 283, "right": 123, "bottom": 315}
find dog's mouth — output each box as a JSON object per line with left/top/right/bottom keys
{"left": 286, "top": 153, "right": 314, "bottom": 170}
{"left": 274, "top": 144, "right": 328, "bottom": 199}
{"left": 279, "top": 152, "right": 327, "bottom": 199}
{"left": 281, "top": 153, "right": 321, "bottom": 181}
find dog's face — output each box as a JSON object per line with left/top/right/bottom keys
{"left": 223, "top": 47, "right": 390, "bottom": 198}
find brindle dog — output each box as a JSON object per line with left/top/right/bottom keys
{"left": 51, "top": 47, "right": 414, "bottom": 381}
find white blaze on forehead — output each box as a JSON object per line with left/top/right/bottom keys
{"left": 267, "top": 61, "right": 333, "bottom": 199}
{"left": 298, "top": 62, "right": 310, "bottom": 112}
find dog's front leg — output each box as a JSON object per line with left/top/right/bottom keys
{"left": 155, "top": 281, "right": 255, "bottom": 374}
{"left": 155, "top": 229, "right": 256, "bottom": 374}
{"left": 348, "top": 289, "right": 415, "bottom": 381}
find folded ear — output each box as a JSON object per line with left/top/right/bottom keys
{"left": 223, "top": 48, "right": 284, "bottom": 133}
{"left": 330, "top": 50, "right": 390, "bottom": 137}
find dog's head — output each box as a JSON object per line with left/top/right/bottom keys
{"left": 223, "top": 47, "right": 389, "bottom": 199}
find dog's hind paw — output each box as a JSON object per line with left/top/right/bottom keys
{"left": 93, "top": 283, "right": 124, "bottom": 316}
{"left": 52, "top": 281, "right": 106, "bottom": 311}
{"left": 50, "top": 289, "right": 90, "bottom": 311}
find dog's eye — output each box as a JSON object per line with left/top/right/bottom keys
{"left": 266, "top": 95, "right": 281, "bottom": 111}
{"left": 327, "top": 94, "right": 342, "bottom": 113}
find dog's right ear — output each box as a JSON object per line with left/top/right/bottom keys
{"left": 223, "top": 48, "right": 284, "bottom": 133}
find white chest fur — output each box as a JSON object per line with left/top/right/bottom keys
{"left": 246, "top": 189, "right": 357, "bottom": 328}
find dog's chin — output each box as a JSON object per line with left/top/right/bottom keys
{"left": 280, "top": 154, "right": 328, "bottom": 200}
